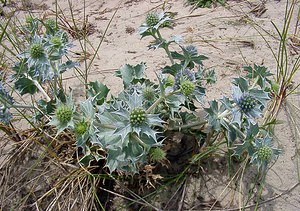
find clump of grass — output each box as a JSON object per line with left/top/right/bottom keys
{"left": 185, "top": 0, "right": 226, "bottom": 9}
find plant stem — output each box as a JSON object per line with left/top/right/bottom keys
{"left": 146, "top": 90, "right": 180, "bottom": 114}
{"left": 156, "top": 30, "right": 174, "bottom": 64}
{"left": 132, "top": 133, "right": 148, "bottom": 149}
{"left": 168, "top": 120, "right": 207, "bottom": 131}
{"left": 217, "top": 109, "right": 231, "bottom": 119}
{"left": 25, "top": 74, "right": 51, "bottom": 102}
{"left": 224, "top": 117, "right": 246, "bottom": 139}
{"left": 250, "top": 76, "right": 260, "bottom": 89}
{"left": 0, "top": 122, "right": 22, "bottom": 142}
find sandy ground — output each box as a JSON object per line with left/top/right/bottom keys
{"left": 1, "top": 0, "right": 300, "bottom": 210}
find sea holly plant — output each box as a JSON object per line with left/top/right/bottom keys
{"left": 13, "top": 17, "right": 76, "bottom": 101}
{"left": 0, "top": 12, "right": 281, "bottom": 174}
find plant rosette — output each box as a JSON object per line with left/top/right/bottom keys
{"left": 91, "top": 91, "right": 165, "bottom": 172}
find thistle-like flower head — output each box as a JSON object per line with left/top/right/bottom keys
{"left": 142, "top": 86, "right": 155, "bottom": 102}
{"left": 130, "top": 107, "right": 147, "bottom": 126}
{"left": 250, "top": 135, "right": 281, "bottom": 170}
{"left": 44, "top": 18, "right": 58, "bottom": 35}
{"left": 174, "top": 68, "right": 195, "bottom": 90}
{"left": 50, "top": 36, "right": 62, "bottom": 47}
{"left": 150, "top": 147, "right": 167, "bottom": 162}
{"left": 20, "top": 35, "right": 48, "bottom": 68}
{"left": 48, "top": 94, "right": 75, "bottom": 134}
{"left": 257, "top": 145, "right": 273, "bottom": 161}
{"left": 180, "top": 80, "right": 195, "bottom": 96}
{"left": 139, "top": 12, "right": 172, "bottom": 36}
{"left": 55, "top": 105, "right": 73, "bottom": 124}
{"left": 74, "top": 120, "right": 89, "bottom": 135}
{"left": 185, "top": 45, "right": 198, "bottom": 56}
{"left": 45, "top": 18, "right": 56, "bottom": 29}
{"left": 232, "top": 77, "right": 270, "bottom": 125}
{"left": 146, "top": 13, "right": 160, "bottom": 27}
{"left": 30, "top": 43, "right": 45, "bottom": 59}
{"left": 237, "top": 93, "right": 257, "bottom": 113}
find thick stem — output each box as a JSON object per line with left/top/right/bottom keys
{"left": 224, "top": 117, "right": 246, "bottom": 139}
{"left": 217, "top": 110, "right": 231, "bottom": 119}
{"left": 25, "top": 74, "right": 51, "bottom": 102}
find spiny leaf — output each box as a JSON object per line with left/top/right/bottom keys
{"left": 115, "top": 63, "right": 146, "bottom": 88}
{"left": 15, "top": 77, "right": 38, "bottom": 95}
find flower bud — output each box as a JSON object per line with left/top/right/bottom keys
{"left": 75, "top": 120, "right": 89, "bottom": 135}
{"left": 180, "top": 80, "right": 195, "bottom": 96}
{"left": 237, "top": 93, "right": 256, "bottom": 113}
{"left": 55, "top": 105, "right": 73, "bottom": 124}
{"left": 143, "top": 86, "right": 155, "bottom": 101}
{"left": 130, "top": 107, "right": 147, "bottom": 126}
{"left": 257, "top": 145, "right": 273, "bottom": 161}
{"left": 30, "top": 43, "right": 45, "bottom": 59}
{"left": 146, "top": 13, "right": 160, "bottom": 27}
{"left": 150, "top": 147, "right": 166, "bottom": 162}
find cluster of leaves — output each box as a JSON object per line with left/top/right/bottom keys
{"left": 205, "top": 65, "right": 281, "bottom": 169}
{"left": 13, "top": 17, "right": 76, "bottom": 95}
{"left": 0, "top": 12, "right": 281, "bottom": 174}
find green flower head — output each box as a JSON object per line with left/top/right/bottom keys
{"left": 180, "top": 80, "right": 195, "bottom": 96}
{"left": 30, "top": 43, "right": 45, "bottom": 59}
{"left": 44, "top": 18, "right": 58, "bottom": 34}
{"left": 45, "top": 18, "right": 56, "bottom": 29}
{"left": 55, "top": 105, "right": 73, "bottom": 124}
{"left": 257, "top": 145, "right": 273, "bottom": 161}
{"left": 130, "top": 107, "right": 147, "bottom": 126}
{"left": 75, "top": 120, "right": 89, "bottom": 135}
{"left": 48, "top": 95, "right": 75, "bottom": 134}
{"left": 143, "top": 86, "right": 155, "bottom": 101}
{"left": 150, "top": 147, "right": 166, "bottom": 162}
{"left": 50, "top": 36, "right": 62, "bottom": 47}
{"left": 250, "top": 135, "right": 281, "bottom": 170}
{"left": 146, "top": 13, "right": 160, "bottom": 27}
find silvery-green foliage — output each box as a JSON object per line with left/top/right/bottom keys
{"left": 244, "top": 64, "right": 273, "bottom": 89}
{"left": 48, "top": 94, "right": 76, "bottom": 134}
{"left": 92, "top": 91, "right": 164, "bottom": 172}
{"left": 139, "top": 12, "right": 172, "bottom": 37}
{"left": 74, "top": 98, "right": 96, "bottom": 150}
{"left": 232, "top": 122, "right": 281, "bottom": 171}
{"left": 231, "top": 77, "right": 270, "bottom": 125}
{"left": 171, "top": 45, "right": 208, "bottom": 68}
{"left": 13, "top": 18, "right": 76, "bottom": 96}
{"left": 2, "top": 13, "right": 282, "bottom": 175}
{"left": 0, "top": 81, "right": 13, "bottom": 124}
{"left": 139, "top": 12, "right": 181, "bottom": 50}
{"left": 204, "top": 67, "right": 280, "bottom": 167}
{"left": 251, "top": 134, "right": 281, "bottom": 170}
